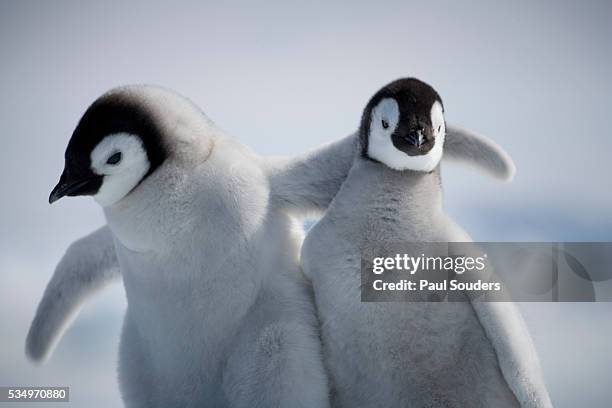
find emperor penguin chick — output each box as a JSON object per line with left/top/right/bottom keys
{"left": 301, "top": 78, "right": 551, "bottom": 408}
{"left": 45, "top": 86, "right": 331, "bottom": 408}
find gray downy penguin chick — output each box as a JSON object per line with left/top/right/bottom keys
{"left": 39, "top": 85, "right": 335, "bottom": 408}
{"left": 25, "top": 101, "right": 515, "bottom": 367}
{"left": 301, "top": 78, "right": 551, "bottom": 408}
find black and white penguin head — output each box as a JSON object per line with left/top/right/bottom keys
{"left": 360, "top": 78, "right": 445, "bottom": 172}
{"left": 49, "top": 86, "right": 210, "bottom": 207}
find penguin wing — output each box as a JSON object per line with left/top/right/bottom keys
{"left": 453, "top": 242, "right": 551, "bottom": 407}
{"left": 26, "top": 226, "right": 120, "bottom": 363}
{"left": 267, "top": 127, "right": 515, "bottom": 216}
{"left": 444, "top": 125, "right": 516, "bottom": 181}
{"left": 471, "top": 301, "right": 553, "bottom": 408}
{"left": 266, "top": 132, "right": 360, "bottom": 216}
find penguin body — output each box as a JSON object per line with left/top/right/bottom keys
{"left": 37, "top": 86, "right": 331, "bottom": 408}
{"left": 111, "top": 134, "right": 326, "bottom": 407}
{"left": 301, "top": 78, "right": 551, "bottom": 407}
{"left": 302, "top": 162, "right": 518, "bottom": 407}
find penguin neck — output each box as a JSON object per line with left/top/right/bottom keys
{"left": 341, "top": 156, "right": 444, "bottom": 222}
{"left": 102, "top": 160, "right": 200, "bottom": 253}
{"left": 327, "top": 157, "right": 445, "bottom": 242}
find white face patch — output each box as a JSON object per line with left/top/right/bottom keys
{"left": 427, "top": 100, "right": 445, "bottom": 169}
{"left": 90, "top": 133, "right": 150, "bottom": 207}
{"left": 367, "top": 99, "right": 445, "bottom": 172}
{"left": 367, "top": 98, "right": 403, "bottom": 168}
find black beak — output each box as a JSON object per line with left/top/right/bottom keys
{"left": 49, "top": 170, "right": 102, "bottom": 204}
{"left": 405, "top": 129, "right": 426, "bottom": 147}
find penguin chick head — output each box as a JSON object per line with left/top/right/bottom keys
{"left": 360, "top": 77, "right": 445, "bottom": 172}
{"left": 49, "top": 86, "right": 174, "bottom": 207}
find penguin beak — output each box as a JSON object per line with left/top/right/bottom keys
{"left": 417, "top": 130, "right": 424, "bottom": 148}
{"left": 405, "top": 129, "right": 427, "bottom": 148}
{"left": 49, "top": 170, "right": 102, "bottom": 204}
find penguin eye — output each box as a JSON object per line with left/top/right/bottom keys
{"left": 381, "top": 119, "right": 389, "bottom": 129}
{"left": 106, "top": 151, "right": 122, "bottom": 165}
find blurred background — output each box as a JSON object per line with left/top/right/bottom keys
{"left": 1, "top": 0, "right": 611, "bottom": 406}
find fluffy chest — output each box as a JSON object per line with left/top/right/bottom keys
{"left": 301, "top": 162, "right": 488, "bottom": 387}
{"left": 303, "top": 217, "right": 496, "bottom": 406}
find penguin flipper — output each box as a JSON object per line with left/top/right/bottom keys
{"left": 267, "top": 132, "right": 360, "bottom": 216}
{"left": 26, "top": 226, "right": 120, "bottom": 363}
{"left": 471, "top": 301, "right": 553, "bottom": 408}
{"left": 444, "top": 125, "right": 516, "bottom": 181}
{"left": 268, "top": 126, "right": 515, "bottom": 216}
